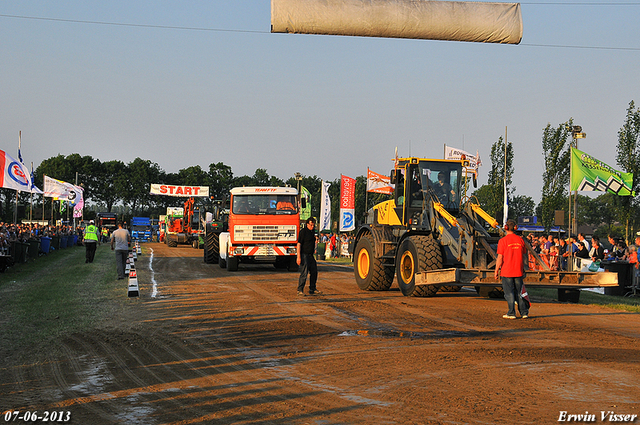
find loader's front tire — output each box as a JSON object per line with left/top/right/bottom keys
{"left": 396, "top": 235, "right": 442, "bottom": 297}
{"left": 354, "top": 233, "right": 394, "bottom": 291}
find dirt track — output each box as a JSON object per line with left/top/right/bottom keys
{"left": 2, "top": 242, "right": 640, "bottom": 424}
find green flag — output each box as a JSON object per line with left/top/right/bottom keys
{"left": 570, "top": 147, "right": 634, "bottom": 196}
{"left": 300, "top": 186, "right": 311, "bottom": 221}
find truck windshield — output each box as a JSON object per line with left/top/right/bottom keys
{"left": 232, "top": 195, "right": 298, "bottom": 215}
{"left": 418, "top": 163, "right": 461, "bottom": 209}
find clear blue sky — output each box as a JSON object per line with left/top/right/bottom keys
{"left": 1, "top": 1, "right": 639, "bottom": 202}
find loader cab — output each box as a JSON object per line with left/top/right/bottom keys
{"left": 392, "top": 158, "right": 463, "bottom": 226}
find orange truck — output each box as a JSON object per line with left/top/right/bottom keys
{"left": 218, "top": 186, "right": 301, "bottom": 272}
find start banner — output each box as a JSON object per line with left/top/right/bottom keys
{"left": 150, "top": 184, "right": 210, "bottom": 197}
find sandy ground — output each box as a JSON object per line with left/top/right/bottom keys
{"left": 2, "top": 242, "right": 640, "bottom": 424}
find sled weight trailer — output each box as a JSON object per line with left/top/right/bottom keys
{"left": 353, "top": 156, "right": 617, "bottom": 300}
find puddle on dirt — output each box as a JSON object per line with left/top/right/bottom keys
{"left": 113, "top": 395, "right": 157, "bottom": 425}
{"left": 149, "top": 248, "right": 158, "bottom": 298}
{"left": 68, "top": 356, "right": 114, "bottom": 394}
{"left": 338, "top": 329, "right": 470, "bottom": 339}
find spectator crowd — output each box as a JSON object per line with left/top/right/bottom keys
{"left": 526, "top": 232, "right": 636, "bottom": 271}
{"left": 0, "top": 222, "right": 87, "bottom": 257}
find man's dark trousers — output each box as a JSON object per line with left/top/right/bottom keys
{"left": 298, "top": 254, "right": 318, "bottom": 293}
{"left": 85, "top": 241, "right": 97, "bottom": 263}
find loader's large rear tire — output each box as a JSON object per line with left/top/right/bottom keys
{"left": 203, "top": 231, "right": 219, "bottom": 264}
{"left": 396, "top": 234, "right": 442, "bottom": 297}
{"left": 354, "top": 233, "right": 394, "bottom": 291}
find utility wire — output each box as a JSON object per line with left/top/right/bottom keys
{"left": 1, "top": 12, "right": 639, "bottom": 52}
{"left": 0, "top": 13, "right": 268, "bottom": 34}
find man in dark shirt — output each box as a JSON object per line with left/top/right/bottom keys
{"left": 296, "top": 217, "right": 321, "bottom": 295}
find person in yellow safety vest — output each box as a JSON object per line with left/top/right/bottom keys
{"left": 84, "top": 220, "right": 100, "bottom": 263}
{"left": 101, "top": 227, "right": 109, "bottom": 243}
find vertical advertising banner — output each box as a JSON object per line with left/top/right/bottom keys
{"left": 300, "top": 186, "right": 311, "bottom": 221}
{"left": 339, "top": 175, "right": 356, "bottom": 232}
{"left": 319, "top": 181, "right": 331, "bottom": 232}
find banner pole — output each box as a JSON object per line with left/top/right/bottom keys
{"left": 365, "top": 168, "right": 369, "bottom": 221}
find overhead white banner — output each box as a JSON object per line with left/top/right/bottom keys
{"left": 272, "top": 0, "right": 523, "bottom": 44}
{"left": 150, "top": 184, "right": 210, "bottom": 197}
{"left": 319, "top": 181, "right": 332, "bottom": 232}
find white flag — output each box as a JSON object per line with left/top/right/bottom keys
{"left": 319, "top": 181, "right": 331, "bottom": 232}
{"left": 444, "top": 145, "right": 482, "bottom": 177}
{"left": 0, "top": 149, "right": 41, "bottom": 193}
{"left": 44, "top": 175, "right": 82, "bottom": 203}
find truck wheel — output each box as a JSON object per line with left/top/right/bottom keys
{"left": 354, "top": 233, "right": 394, "bottom": 291}
{"left": 274, "top": 257, "right": 288, "bottom": 269}
{"left": 219, "top": 256, "right": 227, "bottom": 269}
{"left": 227, "top": 256, "right": 238, "bottom": 271}
{"left": 287, "top": 256, "right": 299, "bottom": 272}
{"left": 396, "top": 235, "right": 442, "bottom": 297}
{"left": 204, "top": 232, "right": 219, "bottom": 264}
{"left": 192, "top": 239, "right": 199, "bottom": 249}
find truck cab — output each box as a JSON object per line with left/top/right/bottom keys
{"left": 219, "top": 187, "right": 301, "bottom": 272}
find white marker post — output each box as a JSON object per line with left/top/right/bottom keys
{"left": 128, "top": 269, "right": 139, "bottom": 297}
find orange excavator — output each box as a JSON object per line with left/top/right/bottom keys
{"left": 165, "top": 198, "right": 204, "bottom": 248}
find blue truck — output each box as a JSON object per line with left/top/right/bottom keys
{"left": 131, "top": 217, "right": 152, "bottom": 242}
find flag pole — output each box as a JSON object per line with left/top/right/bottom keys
{"left": 503, "top": 126, "right": 508, "bottom": 227}
{"left": 365, "top": 168, "right": 369, "bottom": 218}
{"left": 14, "top": 131, "right": 21, "bottom": 224}
{"left": 29, "top": 162, "right": 33, "bottom": 222}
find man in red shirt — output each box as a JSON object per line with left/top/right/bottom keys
{"left": 495, "top": 219, "right": 529, "bottom": 319}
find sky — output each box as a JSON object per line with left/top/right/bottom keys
{"left": 1, "top": 1, "right": 639, "bottom": 203}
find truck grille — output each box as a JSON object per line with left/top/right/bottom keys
{"left": 234, "top": 225, "right": 297, "bottom": 242}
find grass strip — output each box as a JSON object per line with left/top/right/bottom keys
{"left": 528, "top": 287, "right": 640, "bottom": 313}
{"left": 0, "top": 244, "right": 133, "bottom": 363}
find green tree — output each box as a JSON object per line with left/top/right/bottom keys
{"left": 471, "top": 136, "right": 513, "bottom": 222}
{"left": 178, "top": 165, "right": 209, "bottom": 186}
{"left": 539, "top": 120, "right": 572, "bottom": 231}
{"left": 616, "top": 100, "right": 640, "bottom": 241}
{"left": 208, "top": 162, "right": 233, "bottom": 200}
{"left": 123, "top": 158, "right": 162, "bottom": 215}
{"left": 92, "top": 160, "right": 128, "bottom": 212}
{"left": 509, "top": 194, "right": 535, "bottom": 220}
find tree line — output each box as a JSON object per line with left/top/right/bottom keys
{"left": 1, "top": 156, "right": 390, "bottom": 230}
{"left": 3, "top": 101, "right": 639, "bottom": 240}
